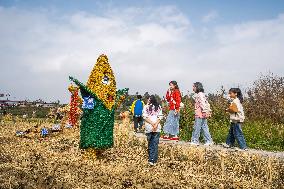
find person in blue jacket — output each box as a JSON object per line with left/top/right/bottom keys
{"left": 130, "top": 95, "right": 145, "bottom": 133}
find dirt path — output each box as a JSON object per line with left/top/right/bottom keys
{"left": 134, "top": 132, "right": 284, "bottom": 158}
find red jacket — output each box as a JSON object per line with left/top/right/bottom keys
{"left": 166, "top": 89, "right": 181, "bottom": 111}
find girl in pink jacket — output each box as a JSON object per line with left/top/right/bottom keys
{"left": 190, "top": 82, "right": 213, "bottom": 146}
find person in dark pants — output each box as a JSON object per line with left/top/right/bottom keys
{"left": 143, "top": 95, "right": 163, "bottom": 166}
{"left": 146, "top": 132, "right": 160, "bottom": 165}
{"left": 224, "top": 88, "right": 247, "bottom": 150}
{"left": 130, "top": 95, "right": 144, "bottom": 133}
{"left": 226, "top": 122, "right": 247, "bottom": 149}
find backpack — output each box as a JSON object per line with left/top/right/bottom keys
{"left": 196, "top": 93, "right": 212, "bottom": 118}
{"left": 203, "top": 98, "right": 212, "bottom": 118}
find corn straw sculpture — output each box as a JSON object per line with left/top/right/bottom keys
{"left": 69, "top": 54, "right": 128, "bottom": 150}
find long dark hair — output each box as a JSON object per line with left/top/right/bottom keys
{"left": 229, "top": 88, "right": 244, "bottom": 103}
{"left": 169, "top": 81, "right": 179, "bottom": 90}
{"left": 193, "top": 82, "right": 204, "bottom": 93}
{"left": 148, "top": 95, "right": 160, "bottom": 112}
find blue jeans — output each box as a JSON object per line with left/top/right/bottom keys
{"left": 146, "top": 132, "right": 160, "bottom": 163}
{"left": 226, "top": 122, "right": 247, "bottom": 149}
{"left": 191, "top": 118, "right": 213, "bottom": 143}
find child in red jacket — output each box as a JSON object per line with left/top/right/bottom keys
{"left": 162, "top": 81, "right": 181, "bottom": 141}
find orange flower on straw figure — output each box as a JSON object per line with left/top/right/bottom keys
{"left": 68, "top": 84, "right": 82, "bottom": 127}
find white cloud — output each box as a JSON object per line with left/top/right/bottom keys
{"left": 0, "top": 6, "right": 283, "bottom": 103}
{"left": 0, "top": 6, "right": 191, "bottom": 102}
{"left": 202, "top": 10, "right": 219, "bottom": 23}
{"left": 215, "top": 15, "right": 284, "bottom": 44}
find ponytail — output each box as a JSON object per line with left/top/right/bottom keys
{"left": 169, "top": 81, "right": 179, "bottom": 90}
{"left": 229, "top": 88, "right": 244, "bottom": 103}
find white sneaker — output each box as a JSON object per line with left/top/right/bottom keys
{"left": 222, "top": 143, "right": 230, "bottom": 148}
{"left": 204, "top": 142, "right": 213, "bottom": 146}
{"left": 148, "top": 162, "right": 154, "bottom": 166}
{"left": 189, "top": 142, "right": 199, "bottom": 146}
{"left": 237, "top": 148, "right": 248, "bottom": 152}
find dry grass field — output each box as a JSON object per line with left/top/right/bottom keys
{"left": 0, "top": 119, "right": 283, "bottom": 189}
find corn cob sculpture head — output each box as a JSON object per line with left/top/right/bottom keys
{"left": 86, "top": 54, "right": 116, "bottom": 110}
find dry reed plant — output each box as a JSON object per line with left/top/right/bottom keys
{"left": 0, "top": 118, "right": 283, "bottom": 189}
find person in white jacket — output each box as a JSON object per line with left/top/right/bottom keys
{"left": 143, "top": 95, "right": 163, "bottom": 166}
{"left": 224, "top": 88, "right": 247, "bottom": 150}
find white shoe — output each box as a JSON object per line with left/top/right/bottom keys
{"left": 204, "top": 142, "right": 213, "bottom": 146}
{"left": 222, "top": 143, "right": 230, "bottom": 148}
{"left": 148, "top": 162, "right": 155, "bottom": 166}
{"left": 237, "top": 148, "right": 248, "bottom": 152}
{"left": 189, "top": 142, "right": 199, "bottom": 146}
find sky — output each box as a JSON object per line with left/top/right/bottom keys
{"left": 1, "top": 0, "right": 284, "bottom": 103}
